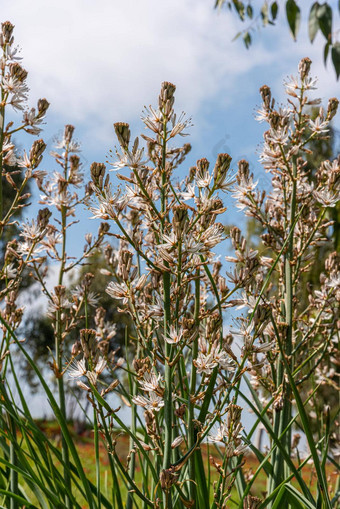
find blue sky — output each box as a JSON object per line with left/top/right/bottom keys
{"left": 3, "top": 0, "right": 339, "bottom": 424}
{"left": 3, "top": 1, "right": 339, "bottom": 257}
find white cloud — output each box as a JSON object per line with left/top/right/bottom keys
{"left": 2, "top": 1, "right": 271, "bottom": 124}
{"left": 2, "top": 0, "right": 339, "bottom": 151}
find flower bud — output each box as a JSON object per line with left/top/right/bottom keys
{"left": 171, "top": 436, "right": 184, "bottom": 449}
{"left": 292, "top": 433, "right": 301, "bottom": 449}
{"left": 327, "top": 97, "right": 339, "bottom": 121}
{"left": 29, "top": 139, "right": 46, "bottom": 168}
{"left": 80, "top": 328, "right": 97, "bottom": 359}
{"left": 90, "top": 162, "right": 106, "bottom": 189}
{"left": 37, "top": 98, "right": 50, "bottom": 117}
{"left": 213, "top": 153, "right": 232, "bottom": 183}
{"left": 159, "top": 468, "right": 177, "bottom": 491}
{"left": 243, "top": 495, "right": 262, "bottom": 509}
{"left": 9, "top": 63, "right": 28, "bottom": 81}
{"left": 172, "top": 204, "right": 188, "bottom": 236}
{"left": 64, "top": 124, "right": 75, "bottom": 144}
{"left": 98, "top": 222, "right": 110, "bottom": 235}
{"left": 1, "top": 21, "right": 14, "bottom": 44}
{"left": 237, "top": 159, "right": 250, "bottom": 184}
{"left": 298, "top": 57, "right": 312, "bottom": 81}
{"left": 227, "top": 403, "right": 242, "bottom": 429}
{"left": 71, "top": 340, "right": 82, "bottom": 357}
{"left": 159, "top": 81, "right": 176, "bottom": 112}
{"left": 37, "top": 208, "right": 51, "bottom": 229}
{"left": 197, "top": 157, "right": 209, "bottom": 173}
{"left": 259, "top": 85, "right": 271, "bottom": 109}
{"left": 114, "top": 122, "right": 130, "bottom": 150}
{"left": 118, "top": 249, "right": 133, "bottom": 280}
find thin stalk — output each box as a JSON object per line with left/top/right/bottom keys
{"left": 126, "top": 336, "right": 138, "bottom": 509}
{"left": 161, "top": 114, "right": 173, "bottom": 476}
{"left": 187, "top": 272, "right": 200, "bottom": 504}
{"left": 270, "top": 313, "right": 332, "bottom": 508}
{"left": 0, "top": 59, "right": 5, "bottom": 224}
{"left": 55, "top": 147, "right": 72, "bottom": 508}
{"left": 270, "top": 155, "right": 297, "bottom": 497}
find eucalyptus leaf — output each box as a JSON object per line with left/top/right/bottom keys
{"left": 317, "top": 2, "right": 333, "bottom": 42}
{"left": 271, "top": 1, "right": 278, "bottom": 20}
{"left": 331, "top": 42, "right": 340, "bottom": 79}
{"left": 286, "top": 0, "right": 301, "bottom": 40}
{"left": 309, "top": 2, "right": 320, "bottom": 42}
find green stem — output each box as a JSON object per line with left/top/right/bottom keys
{"left": 162, "top": 118, "right": 173, "bottom": 472}
{"left": 0, "top": 64, "right": 5, "bottom": 224}
{"left": 55, "top": 147, "right": 72, "bottom": 508}
{"left": 126, "top": 339, "right": 138, "bottom": 509}
{"left": 188, "top": 272, "right": 200, "bottom": 505}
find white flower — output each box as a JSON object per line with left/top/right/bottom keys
{"left": 193, "top": 352, "right": 217, "bottom": 375}
{"left": 94, "top": 357, "right": 107, "bottom": 375}
{"left": 195, "top": 168, "right": 212, "bottom": 188}
{"left": 267, "top": 128, "right": 289, "bottom": 145}
{"left": 141, "top": 105, "right": 162, "bottom": 134}
{"left": 3, "top": 263, "right": 17, "bottom": 279}
{"left": 106, "top": 281, "right": 129, "bottom": 304}
{"left": 110, "top": 138, "right": 147, "bottom": 171}
{"left": 165, "top": 326, "right": 183, "bottom": 345}
{"left": 68, "top": 358, "right": 87, "bottom": 379}
{"left": 209, "top": 421, "right": 228, "bottom": 443}
{"left": 132, "top": 392, "right": 164, "bottom": 412}
{"left": 326, "top": 273, "right": 340, "bottom": 289}
{"left": 232, "top": 177, "right": 258, "bottom": 206}
{"left": 212, "top": 346, "right": 236, "bottom": 372}
{"left": 138, "top": 372, "right": 162, "bottom": 392}
{"left": 180, "top": 183, "right": 196, "bottom": 201}
{"left": 309, "top": 117, "right": 329, "bottom": 134}
{"left": 200, "top": 223, "right": 225, "bottom": 249}
{"left": 169, "top": 111, "right": 192, "bottom": 137}
{"left": 313, "top": 189, "right": 340, "bottom": 208}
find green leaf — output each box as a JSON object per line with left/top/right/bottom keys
{"left": 235, "top": 1, "right": 245, "bottom": 21}
{"left": 246, "top": 4, "right": 253, "bottom": 18}
{"left": 309, "top": 2, "right": 320, "bottom": 42}
{"left": 286, "top": 0, "right": 301, "bottom": 40}
{"left": 232, "top": 31, "right": 242, "bottom": 41}
{"left": 285, "top": 484, "right": 318, "bottom": 509}
{"left": 243, "top": 31, "right": 252, "bottom": 49}
{"left": 317, "top": 3, "right": 333, "bottom": 42}
{"left": 324, "top": 41, "right": 330, "bottom": 64}
{"left": 331, "top": 42, "right": 340, "bottom": 79}
{"left": 271, "top": 1, "right": 279, "bottom": 20}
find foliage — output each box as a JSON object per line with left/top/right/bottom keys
{"left": 215, "top": 1, "right": 340, "bottom": 79}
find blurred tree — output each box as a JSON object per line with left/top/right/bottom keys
{"left": 215, "top": 1, "right": 340, "bottom": 79}
{"left": 0, "top": 162, "right": 33, "bottom": 290}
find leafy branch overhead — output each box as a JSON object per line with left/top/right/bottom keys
{"left": 215, "top": 1, "right": 340, "bottom": 79}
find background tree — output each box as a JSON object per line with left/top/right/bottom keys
{"left": 215, "top": 1, "right": 340, "bottom": 79}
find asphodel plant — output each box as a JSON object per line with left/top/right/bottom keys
{"left": 0, "top": 19, "right": 339, "bottom": 509}
{"left": 84, "top": 59, "right": 339, "bottom": 508}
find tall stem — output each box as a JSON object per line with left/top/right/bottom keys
{"left": 161, "top": 116, "right": 172, "bottom": 473}
{"left": 271, "top": 157, "right": 297, "bottom": 496}
{"left": 0, "top": 59, "right": 5, "bottom": 224}
{"left": 188, "top": 272, "right": 200, "bottom": 504}
{"left": 56, "top": 147, "right": 72, "bottom": 507}
{"left": 126, "top": 341, "right": 139, "bottom": 509}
